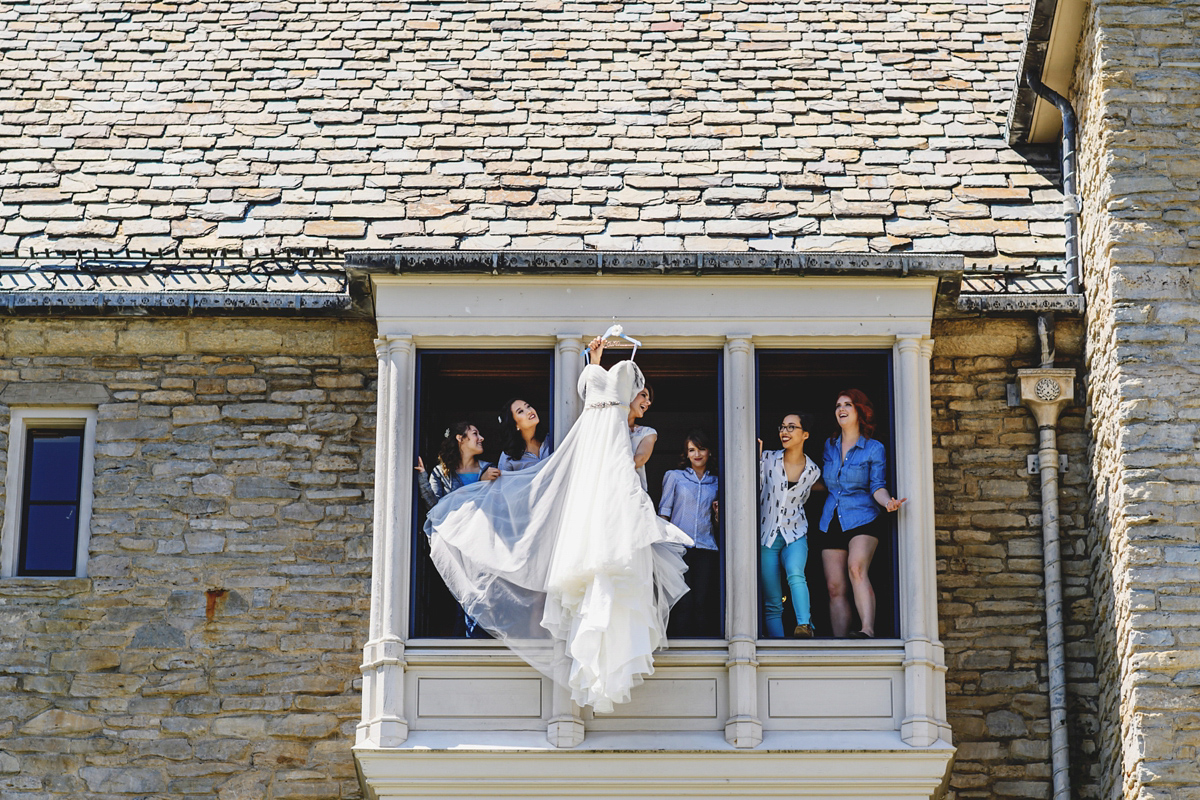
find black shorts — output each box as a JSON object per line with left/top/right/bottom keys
{"left": 816, "top": 513, "right": 889, "bottom": 551}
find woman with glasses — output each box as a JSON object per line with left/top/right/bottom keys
{"left": 758, "top": 413, "right": 822, "bottom": 638}
{"left": 816, "top": 390, "right": 906, "bottom": 638}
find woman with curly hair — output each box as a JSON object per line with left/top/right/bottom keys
{"left": 415, "top": 421, "right": 501, "bottom": 509}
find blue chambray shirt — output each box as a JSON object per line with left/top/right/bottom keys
{"left": 497, "top": 437, "right": 553, "bottom": 471}
{"left": 659, "top": 468, "right": 719, "bottom": 551}
{"left": 819, "top": 435, "right": 888, "bottom": 532}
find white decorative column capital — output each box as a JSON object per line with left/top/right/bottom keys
{"left": 384, "top": 334, "right": 415, "bottom": 355}
{"left": 726, "top": 335, "right": 754, "bottom": 355}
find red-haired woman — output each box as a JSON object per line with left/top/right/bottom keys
{"left": 816, "top": 390, "right": 906, "bottom": 638}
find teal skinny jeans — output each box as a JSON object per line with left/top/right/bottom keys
{"left": 760, "top": 535, "right": 811, "bottom": 636}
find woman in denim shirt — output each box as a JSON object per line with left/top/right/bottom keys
{"left": 659, "top": 429, "right": 720, "bottom": 636}
{"left": 817, "top": 390, "right": 906, "bottom": 639}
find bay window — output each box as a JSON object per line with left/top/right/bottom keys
{"left": 355, "top": 259, "right": 954, "bottom": 800}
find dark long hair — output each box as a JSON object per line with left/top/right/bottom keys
{"left": 829, "top": 389, "right": 875, "bottom": 442}
{"left": 438, "top": 421, "right": 475, "bottom": 474}
{"left": 496, "top": 397, "right": 549, "bottom": 462}
{"left": 678, "top": 428, "right": 718, "bottom": 475}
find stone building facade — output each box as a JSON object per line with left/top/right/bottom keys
{"left": 0, "top": 311, "right": 1098, "bottom": 800}
{"left": 1068, "top": 1, "right": 1200, "bottom": 799}
{"left": 0, "top": 0, "right": 1193, "bottom": 798}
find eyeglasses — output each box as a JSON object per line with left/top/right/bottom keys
{"left": 778, "top": 424, "right": 803, "bottom": 433}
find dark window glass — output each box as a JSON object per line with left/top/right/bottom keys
{"left": 755, "top": 351, "right": 898, "bottom": 640}
{"left": 18, "top": 429, "right": 85, "bottom": 576}
{"left": 412, "top": 351, "right": 554, "bottom": 638}
{"left": 594, "top": 350, "right": 723, "bottom": 639}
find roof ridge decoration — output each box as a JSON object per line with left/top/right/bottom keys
{"left": 344, "top": 250, "right": 964, "bottom": 277}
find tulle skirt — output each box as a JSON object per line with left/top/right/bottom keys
{"left": 425, "top": 405, "right": 692, "bottom": 713}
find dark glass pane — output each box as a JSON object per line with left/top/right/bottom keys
{"left": 27, "top": 432, "right": 82, "bottom": 503}
{"left": 21, "top": 504, "right": 78, "bottom": 574}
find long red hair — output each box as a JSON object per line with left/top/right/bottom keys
{"left": 830, "top": 388, "right": 875, "bottom": 442}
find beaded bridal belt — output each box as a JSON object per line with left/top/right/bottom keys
{"left": 585, "top": 401, "right": 627, "bottom": 410}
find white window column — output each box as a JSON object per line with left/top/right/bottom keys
{"left": 920, "top": 338, "right": 950, "bottom": 743}
{"left": 555, "top": 335, "right": 584, "bottom": 438}
{"left": 358, "top": 335, "right": 415, "bottom": 748}
{"left": 894, "top": 335, "right": 947, "bottom": 746}
{"left": 548, "top": 334, "right": 586, "bottom": 747}
{"left": 723, "top": 335, "right": 761, "bottom": 748}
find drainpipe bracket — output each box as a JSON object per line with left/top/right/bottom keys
{"left": 1027, "top": 453, "right": 1068, "bottom": 475}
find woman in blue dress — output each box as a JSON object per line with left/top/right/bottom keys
{"left": 497, "top": 398, "right": 553, "bottom": 471}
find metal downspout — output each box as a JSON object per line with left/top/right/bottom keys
{"left": 1024, "top": 68, "right": 1081, "bottom": 297}
{"left": 1021, "top": 65, "right": 1083, "bottom": 800}
{"left": 1018, "top": 365, "right": 1076, "bottom": 800}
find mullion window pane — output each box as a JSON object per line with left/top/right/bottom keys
{"left": 27, "top": 433, "right": 83, "bottom": 503}
{"left": 19, "top": 428, "right": 85, "bottom": 577}
{"left": 21, "top": 504, "right": 79, "bottom": 574}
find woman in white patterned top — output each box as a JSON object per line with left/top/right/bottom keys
{"left": 758, "top": 413, "right": 822, "bottom": 638}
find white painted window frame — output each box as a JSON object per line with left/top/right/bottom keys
{"left": 1, "top": 407, "right": 98, "bottom": 579}
{"left": 359, "top": 274, "right": 947, "bottom": 755}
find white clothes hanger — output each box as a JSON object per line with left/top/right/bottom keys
{"left": 600, "top": 323, "right": 641, "bottom": 359}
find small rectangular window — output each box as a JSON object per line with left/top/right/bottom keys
{"left": 2, "top": 408, "right": 97, "bottom": 580}
{"left": 18, "top": 428, "right": 86, "bottom": 576}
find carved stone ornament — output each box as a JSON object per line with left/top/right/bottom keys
{"left": 1034, "top": 377, "right": 1061, "bottom": 402}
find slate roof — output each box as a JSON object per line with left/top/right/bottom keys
{"left": 0, "top": 0, "right": 1067, "bottom": 275}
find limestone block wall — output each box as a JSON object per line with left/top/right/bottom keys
{"left": 0, "top": 312, "right": 1101, "bottom": 799}
{"left": 0, "top": 318, "right": 377, "bottom": 799}
{"left": 932, "top": 315, "right": 1098, "bottom": 800}
{"left": 1071, "top": 0, "right": 1200, "bottom": 797}
{"left": 0, "top": 0, "right": 1064, "bottom": 265}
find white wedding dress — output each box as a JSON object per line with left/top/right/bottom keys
{"left": 425, "top": 359, "right": 692, "bottom": 713}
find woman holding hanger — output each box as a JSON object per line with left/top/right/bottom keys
{"left": 423, "top": 327, "right": 692, "bottom": 714}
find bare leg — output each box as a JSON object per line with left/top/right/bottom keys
{"left": 822, "top": 548, "right": 851, "bottom": 637}
{"left": 847, "top": 534, "right": 879, "bottom": 636}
